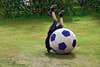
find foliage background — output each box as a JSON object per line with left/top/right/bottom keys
{"left": 0, "top": 0, "right": 100, "bottom": 17}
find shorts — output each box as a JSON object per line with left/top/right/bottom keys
{"left": 45, "top": 20, "right": 63, "bottom": 51}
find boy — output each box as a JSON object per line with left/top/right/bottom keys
{"left": 45, "top": 5, "right": 64, "bottom": 53}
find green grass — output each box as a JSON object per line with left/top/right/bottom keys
{"left": 0, "top": 16, "right": 100, "bottom": 67}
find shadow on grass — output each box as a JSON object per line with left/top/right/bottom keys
{"left": 45, "top": 52, "right": 76, "bottom": 60}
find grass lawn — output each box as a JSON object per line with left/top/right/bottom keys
{"left": 0, "top": 15, "right": 100, "bottom": 67}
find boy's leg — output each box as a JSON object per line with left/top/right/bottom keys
{"left": 48, "top": 5, "right": 58, "bottom": 33}
{"left": 57, "top": 10, "right": 64, "bottom": 29}
{"left": 45, "top": 5, "right": 58, "bottom": 53}
{"left": 48, "top": 11, "right": 58, "bottom": 33}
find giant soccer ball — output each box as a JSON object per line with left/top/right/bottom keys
{"left": 49, "top": 28, "right": 76, "bottom": 54}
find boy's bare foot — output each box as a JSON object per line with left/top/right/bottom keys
{"left": 58, "top": 10, "right": 65, "bottom": 17}
{"left": 48, "top": 4, "right": 57, "bottom": 15}
{"left": 50, "top": 4, "right": 57, "bottom": 11}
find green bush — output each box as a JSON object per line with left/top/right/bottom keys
{"left": 0, "top": 0, "right": 99, "bottom": 17}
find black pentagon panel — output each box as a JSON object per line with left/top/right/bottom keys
{"left": 51, "top": 33, "right": 56, "bottom": 41}
{"left": 62, "top": 30, "right": 70, "bottom": 37}
{"left": 72, "top": 39, "right": 76, "bottom": 48}
{"left": 58, "top": 42, "right": 67, "bottom": 50}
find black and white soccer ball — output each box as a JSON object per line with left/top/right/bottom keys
{"left": 49, "top": 28, "right": 76, "bottom": 54}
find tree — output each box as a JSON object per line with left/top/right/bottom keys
{"left": 0, "top": 0, "right": 99, "bottom": 17}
